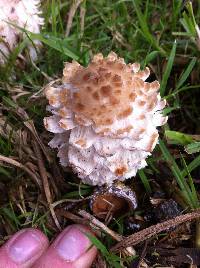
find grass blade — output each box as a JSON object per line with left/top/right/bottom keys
{"left": 138, "top": 169, "right": 152, "bottom": 194}
{"left": 159, "top": 139, "right": 197, "bottom": 208}
{"left": 28, "top": 32, "right": 79, "bottom": 60}
{"left": 185, "top": 142, "right": 200, "bottom": 154}
{"left": 165, "top": 130, "right": 193, "bottom": 145}
{"left": 160, "top": 40, "right": 177, "bottom": 97}
{"left": 181, "top": 155, "right": 200, "bottom": 178}
{"left": 132, "top": 0, "right": 165, "bottom": 55}
{"left": 175, "top": 58, "right": 197, "bottom": 90}
{"left": 180, "top": 155, "right": 199, "bottom": 208}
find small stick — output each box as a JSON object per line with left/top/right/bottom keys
{"left": 66, "top": 0, "right": 84, "bottom": 37}
{"left": 80, "top": 1, "right": 86, "bottom": 38}
{"left": 111, "top": 210, "right": 200, "bottom": 252}
{"left": 52, "top": 197, "right": 89, "bottom": 208}
{"left": 24, "top": 119, "right": 51, "bottom": 163}
{"left": 33, "top": 141, "right": 61, "bottom": 231}
{"left": 0, "top": 154, "right": 42, "bottom": 189}
{"left": 59, "top": 209, "right": 88, "bottom": 225}
{"left": 195, "top": 219, "right": 200, "bottom": 248}
{"left": 15, "top": 106, "right": 51, "bottom": 163}
{"left": 78, "top": 210, "right": 123, "bottom": 242}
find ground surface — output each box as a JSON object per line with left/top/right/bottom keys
{"left": 1, "top": 1, "right": 200, "bottom": 267}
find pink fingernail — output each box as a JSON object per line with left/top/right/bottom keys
{"left": 55, "top": 226, "right": 91, "bottom": 261}
{"left": 8, "top": 230, "right": 43, "bottom": 264}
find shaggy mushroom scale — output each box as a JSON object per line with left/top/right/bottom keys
{"left": 44, "top": 52, "right": 167, "bottom": 185}
{"left": 0, "top": 0, "right": 44, "bottom": 63}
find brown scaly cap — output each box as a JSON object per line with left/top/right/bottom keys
{"left": 62, "top": 52, "right": 159, "bottom": 128}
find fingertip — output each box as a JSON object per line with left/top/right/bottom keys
{"left": 0, "top": 228, "right": 49, "bottom": 267}
{"left": 33, "top": 224, "right": 97, "bottom": 268}
{"left": 6, "top": 228, "right": 49, "bottom": 254}
{"left": 53, "top": 224, "right": 97, "bottom": 263}
{"left": 73, "top": 240, "right": 98, "bottom": 268}
{"left": 73, "top": 225, "right": 98, "bottom": 268}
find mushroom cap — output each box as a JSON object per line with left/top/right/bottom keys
{"left": 90, "top": 182, "right": 137, "bottom": 219}
{"left": 0, "top": 0, "right": 44, "bottom": 63}
{"left": 44, "top": 52, "right": 168, "bottom": 185}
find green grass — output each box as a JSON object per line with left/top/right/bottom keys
{"left": 159, "top": 139, "right": 199, "bottom": 209}
{"left": 1, "top": 0, "right": 200, "bottom": 266}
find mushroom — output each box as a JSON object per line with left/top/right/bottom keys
{"left": 90, "top": 182, "right": 137, "bottom": 220}
{"left": 44, "top": 52, "right": 168, "bottom": 185}
{"left": 0, "top": 0, "right": 44, "bottom": 64}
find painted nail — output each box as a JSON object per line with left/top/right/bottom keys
{"left": 55, "top": 226, "right": 91, "bottom": 261}
{"left": 8, "top": 230, "right": 43, "bottom": 264}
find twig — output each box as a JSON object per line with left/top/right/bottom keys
{"left": 78, "top": 210, "right": 123, "bottom": 242}
{"left": 66, "top": 0, "right": 84, "bottom": 36}
{"left": 0, "top": 154, "right": 42, "bottom": 189}
{"left": 30, "top": 59, "right": 52, "bottom": 81}
{"left": 29, "top": 79, "right": 61, "bottom": 100}
{"left": 33, "top": 141, "right": 61, "bottom": 231}
{"left": 136, "top": 240, "right": 148, "bottom": 268}
{"left": 195, "top": 219, "right": 200, "bottom": 248}
{"left": 0, "top": 117, "right": 37, "bottom": 161}
{"left": 80, "top": 1, "right": 86, "bottom": 38}
{"left": 79, "top": 210, "right": 137, "bottom": 258}
{"left": 52, "top": 197, "right": 89, "bottom": 208}
{"left": 111, "top": 210, "right": 200, "bottom": 252}
{"left": 16, "top": 106, "right": 51, "bottom": 163}
{"left": 59, "top": 209, "right": 88, "bottom": 225}
{"left": 24, "top": 120, "right": 51, "bottom": 163}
